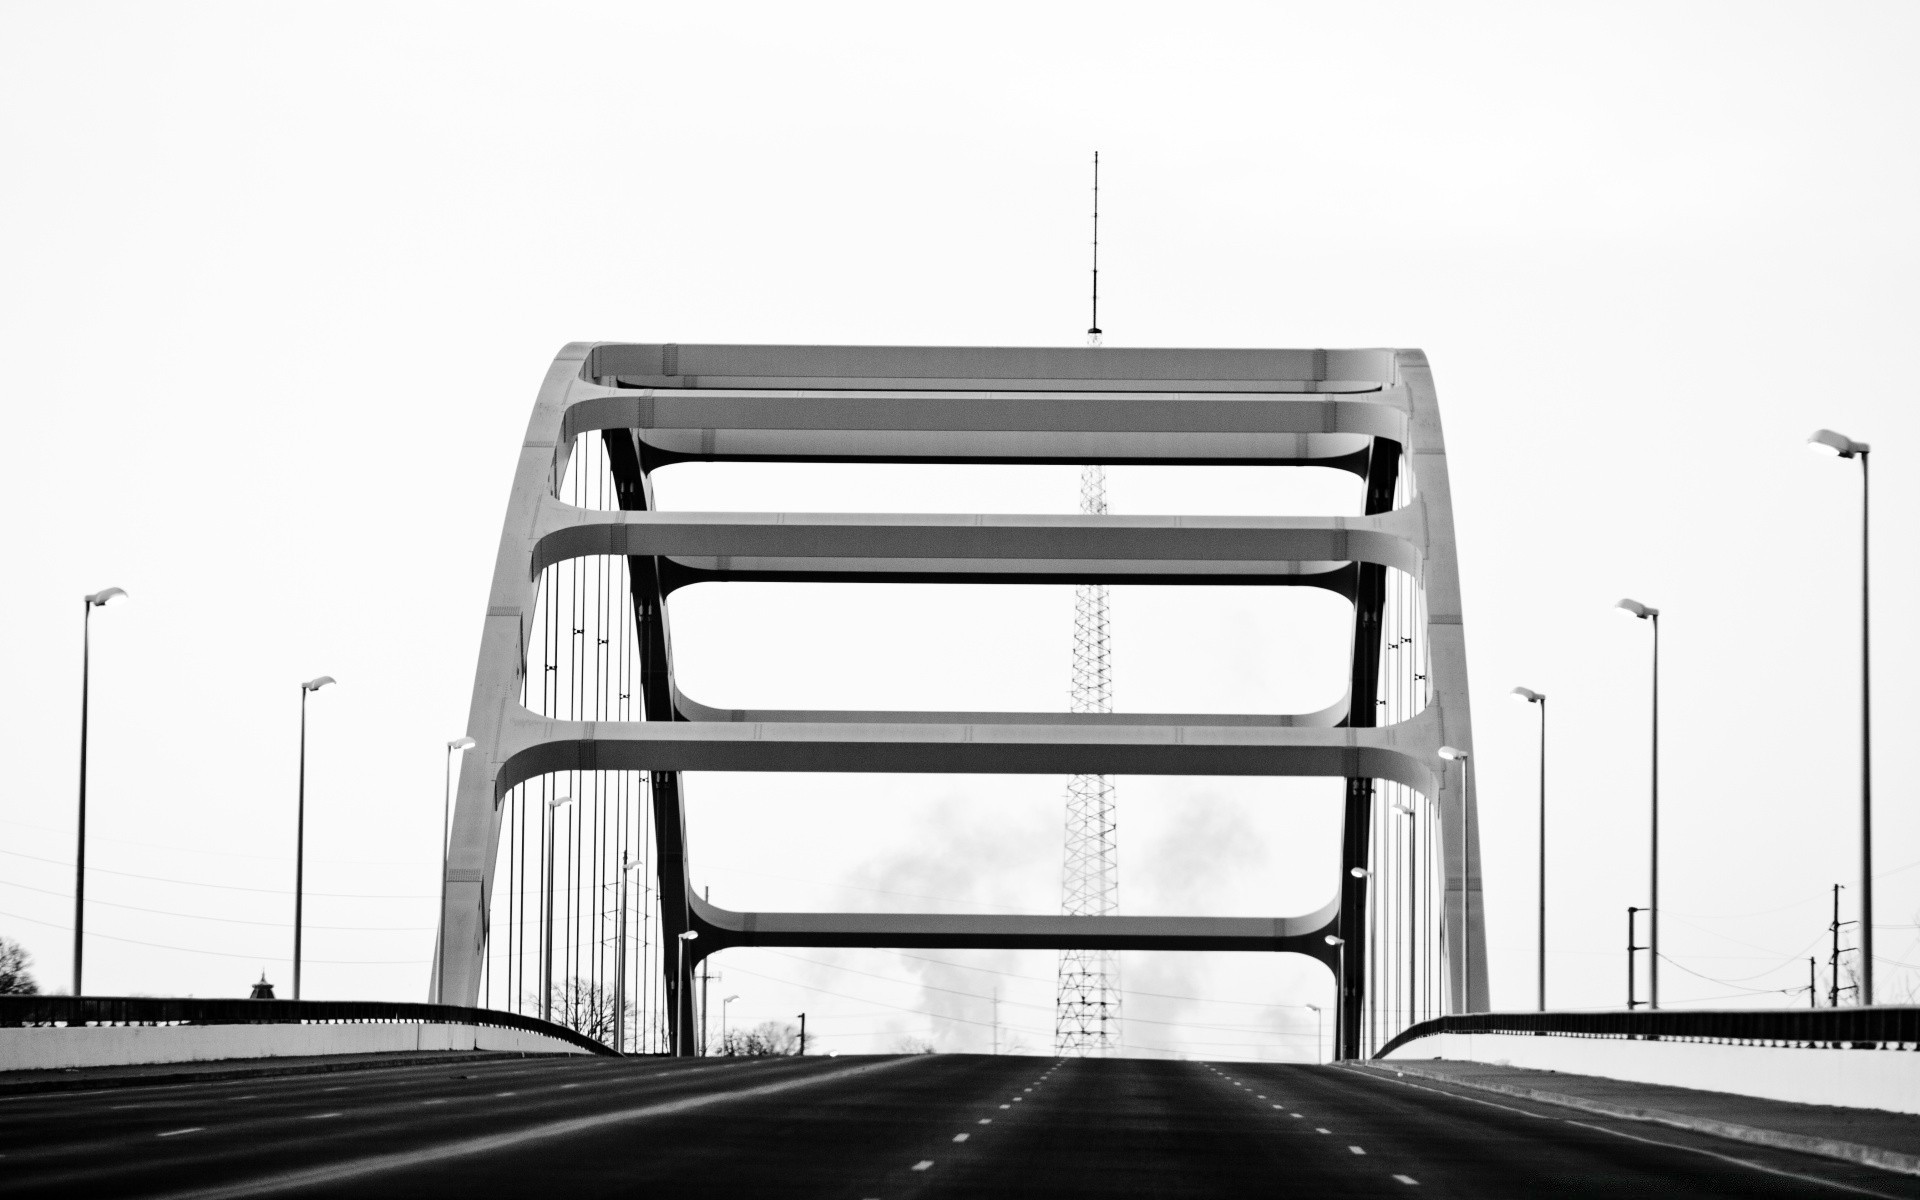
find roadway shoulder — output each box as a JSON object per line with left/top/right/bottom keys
{"left": 0, "top": 1049, "right": 557, "bottom": 1097}
{"left": 1351, "top": 1058, "right": 1920, "bottom": 1177}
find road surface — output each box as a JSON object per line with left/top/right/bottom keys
{"left": 3, "top": 1052, "right": 1914, "bottom": 1198}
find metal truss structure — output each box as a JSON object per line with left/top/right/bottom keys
{"left": 437, "top": 343, "right": 1485, "bottom": 1059}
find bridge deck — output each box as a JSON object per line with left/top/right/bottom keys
{"left": 3, "top": 1052, "right": 1915, "bottom": 1197}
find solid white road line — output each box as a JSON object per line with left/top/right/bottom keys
{"left": 157, "top": 1128, "right": 204, "bottom": 1138}
{"left": 149, "top": 1058, "right": 928, "bottom": 1200}
{"left": 305, "top": 1113, "right": 342, "bottom": 1120}
{"left": 1562, "top": 1121, "right": 1905, "bottom": 1199}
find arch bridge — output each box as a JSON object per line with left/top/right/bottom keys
{"left": 435, "top": 343, "right": 1483, "bottom": 1060}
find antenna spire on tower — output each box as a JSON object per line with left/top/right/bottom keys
{"left": 1087, "top": 151, "right": 1102, "bottom": 346}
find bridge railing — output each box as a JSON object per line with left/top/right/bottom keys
{"left": 1374, "top": 1007, "right": 1920, "bottom": 1060}
{"left": 0, "top": 996, "right": 619, "bottom": 1057}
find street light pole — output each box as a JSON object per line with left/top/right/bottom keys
{"left": 1305, "top": 1002, "right": 1322, "bottom": 1065}
{"left": 542, "top": 793, "right": 571, "bottom": 1024}
{"left": 294, "top": 675, "right": 335, "bottom": 1002}
{"left": 1513, "top": 688, "right": 1547, "bottom": 1011}
{"left": 1809, "top": 429, "right": 1873, "bottom": 1005}
{"left": 675, "top": 930, "right": 699, "bottom": 1055}
{"left": 721, "top": 993, "right": 739, "bottom": 1055}
{"left": 72, "top": 587, "right": 126, "bottom": 998}
{"left": 438, "top": 737, "right": 476, "bottom": 1004}
{"left": 1616, "top": 599, "right": 1660, "bottom": 1009}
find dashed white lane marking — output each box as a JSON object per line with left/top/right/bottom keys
{"left": 307, "top": 1113, "right": 343, "bottom": 1120}
{"left": 1393, "top": 1175, "right": 1419, "bottom": 1186}
{"left": 157, "top": 1127, "right": 203, "bottom": 1138}
{"left": 1315, "top": 1127, "right": 1331, "bottom": 1135}
{"left": 1013, "top": 1097, "right": 1024, "bottom": 1102}
{"left": 1348, "top": 1146, "right": 1366, "bottom": 1155}
{"left": 1290, "top": 1113, "right": 1304, "bottom": 1119}
{"left": 1257, "top": 1094, "right": 1266, "bottom": 1099}
{"left": 998, "top": 1104, "right": 1010, "bottom": 1110}
{"left": 911, "top": 1160, "right": 934, "bottom": 1172}
{"left": 952, "top": 1133, "right": 970, "bottom": 1143}
{"left": 495, "top": 1091, "right": 517, "bottom": 1097}
{"left": 560, "top": 1084, "right": 580, "bottom": 1089}
{"left": 322, "top": 1087, "right": 347, "bottom": 1093}
{"left": 1271, "top": 1104, "right": 1283, "bottom": 1109}
{"left": 421, "top": 1100, "right": 447, "bottom": 1106}
{"left": 978, "top": 1118, "right": 992, "bottom": 1125}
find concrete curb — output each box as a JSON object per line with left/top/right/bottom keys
{"left": 0, "top": 1050, "right": 549, "bottom": 1098}
{"left": 1351, "top": 1061, "right": 1920, "bottom": 1178}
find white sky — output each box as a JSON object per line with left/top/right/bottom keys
{"left": 4, "top": 2, "right": 1919, "bottom": 1060}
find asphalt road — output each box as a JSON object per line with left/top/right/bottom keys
{"left": 3, "top": 1052, "right": 1917, "bottom": 1199}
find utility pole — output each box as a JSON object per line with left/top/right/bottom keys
{"left": 1626, "top": 907, "right": 1643, "bottom": 1010}
{"left": 700, "top": 886, "right": 711, "bottom": 1055}
{"left": 1830, "top": 884, "right": 1857, "bottom": 1007}
{"left": 797, "top": 1012, "right": 806, "bottom": 1057}
{"left": 1808, "top": 957, "right": 1817, "bottom": 1009}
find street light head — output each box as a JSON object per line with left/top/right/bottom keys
{"left": 1511, "top": 686, "right": 1544, "bottom": 704}
{"left": 1392, "top": 802, "right": 1415, "bottom": 815}
{"left": 1614, "top": 598, "right": 1657, "bottom": 620}
{"left": 1324, "top": 935, "right": 1345, "bottom": 946}
{"left": 86, "top": 587, "right": 127, "bottom": 607}
{"left": 1807, "top": 428, "right": 1868, "bottom": 458}
{"left": 548, "top": 794, "right": 572, "bottom": 809}
{"left": 725, "top": 994, "right": 739, "bottom": 1003}
{"left": 1348, "top": 867, "right": 1370, "bottom": 879}
{"left": 447, "top": 736, "right": 476, "bottom": 752}
{"left": 302, "top": 675, "right": 336, "bottom": 692}
{"left": 1305, "top": 1003, "right": 1321, "bottom": 1012}
{"left": 678, "top": 930, "right": 699, "bottom": 941}
{"left": 1438, "top": 745, "right": 1468, "bottom": 762}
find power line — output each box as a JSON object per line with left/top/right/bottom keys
{"left": 0, "top": 847, "right": 432, "bottom": 899}
{"left": 0, "top": 878, "right": 429, "bottom": 932}
{"left": 0, "top": 906, "right": 427, "bottom": 965}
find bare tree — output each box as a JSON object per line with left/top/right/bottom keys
{"left": 720, "top": 1020, "right": 804, "bottom": 1056}
{"left": 0, "top": 936, "right": 37, "bottom": 995}
{"left": 893, "top": 1035, "right": 938, "bottom": 1055}
{"left": 525, "top": 976, "right": 630, "bottom": 1047}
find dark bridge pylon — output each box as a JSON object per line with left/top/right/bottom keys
{"left": 435, "top": 343, "right": 1486, "bottom": 1059}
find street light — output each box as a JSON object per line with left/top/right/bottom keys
{"left": 73, "top": 586, "right": 126, "bottom": 997}
{"left": 541, "top": 793, "right": 571, "bottom": 1023}
{"left": 676, "top": 930, "right": 699, "bottom": 1055}
{"left": 1615, "top": 598, "right": 1660, "bottom": 1008}
{"left": 1305, "top": 1002, "right": 1323, "bottom": 1065}
{"left": 1438, "top": 746, "right": 1473, "bottom": 1011}
{"left": 1809, "top": 428, "right": 1874, "bottom": 1005}
{"left": 436, "top": 737, "right": 477, "bottom": 1004}
{"left": 721, "top": 993, "right": 740, "bottom": 1054}
{"left": 1512, "top": 687, "right": 1548, "bottom": 1011}
{"left": 293, "top": 675, "right": 335, "bottom": 1001}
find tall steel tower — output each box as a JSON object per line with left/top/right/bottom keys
{"left": 1056, "top": 152, "right": 1121, "bottom": 1054}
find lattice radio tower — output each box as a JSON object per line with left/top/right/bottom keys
{"left": 1056, "top": 150, "right": 1121, "bottom": 1054}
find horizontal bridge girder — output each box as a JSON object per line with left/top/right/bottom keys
{"left": 687, "top": 893, "right": 1342, "bottom": 962}
{"left": 530, "top": 505, "right": 1425, "bottom": 583}
{"left": 584, "top": 343, "right": 1399, "bottom": 392}
{"left": 670, "top": 686, "right": 1353, "bottom": 729}
{"left": 491, "top": 712, "right": 1442, "bottom": 795}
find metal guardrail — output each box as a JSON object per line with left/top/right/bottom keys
{"left": 1374, "top": 1007, "right": 1920, "bottom": 1060}
{"left": 0, "top": 996, "right": 619, "bottom": 1057}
